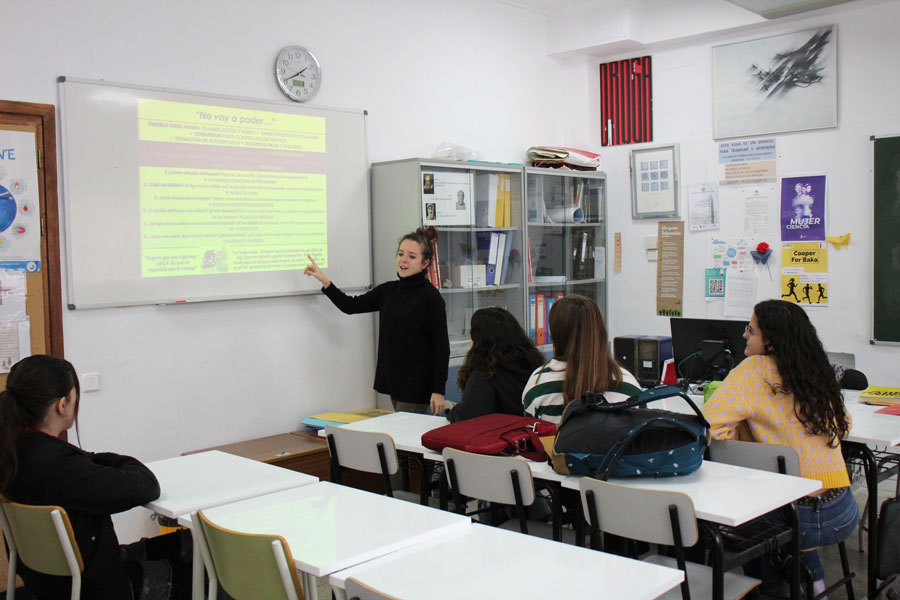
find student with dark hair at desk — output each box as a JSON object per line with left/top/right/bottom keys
{"left": 448, "top": 307, "right": 544, "bottom": 422}
{"left": 305, "top": 226, "right": 450, "bottom": 415}
{"left": 522, "top": 294, "right": 641, "bottom": 424}
{"left": 703, "top": 299, "right": 857, "bottom": 597}
{"left": 0, "top": 355, "right": 192, "bottom": 600}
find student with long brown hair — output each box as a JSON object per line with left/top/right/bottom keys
{"left": 305, "top": 227, "right": 450, "bottom": 414}
{"left": 522, "top": 294, "right": 640, "bottom": 423}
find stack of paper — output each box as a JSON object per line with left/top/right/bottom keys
{"left": 301, "top": 409, "right": 393, "bottom": 429}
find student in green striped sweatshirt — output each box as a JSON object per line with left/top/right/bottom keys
{"left": 522, "top": 294, "right": 640, "bottom": 424}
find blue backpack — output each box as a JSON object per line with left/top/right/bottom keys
{"left": 549, "top": 385, "right": 710, "bottom": 480}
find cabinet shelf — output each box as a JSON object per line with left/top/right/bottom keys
{"left": 440, "top": 283, "right": 520, "bottom": 294}
{"left": 525, "top": 168, "right": 608, "bottom": 345}
{"left": 528, "top": 277, "right": 606, "bottom": 288}
{"left": 527, "top": 220, "right": 604, "bottom": 227}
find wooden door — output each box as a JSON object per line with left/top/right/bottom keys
{"left": 0, "top": 99, "right": 65, "bottom": 592}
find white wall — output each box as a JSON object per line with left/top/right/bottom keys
{"left": 565, "top": 1, "right": 900, "bottom": 385}
{"left": 4, "top": 0, "right": 564, "bottom": 538}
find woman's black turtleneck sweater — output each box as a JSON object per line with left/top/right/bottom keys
{"left": 323, "top": 270, "right": 449, "bottom": 404}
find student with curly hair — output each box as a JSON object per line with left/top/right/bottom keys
{"left": 448, "top": 307, "right": 544, "bottom": 422}
{"left": 703, "top": 299, "right": 857, "bottom": 596}
{"left": 305, "top": 227, "right": 450, "bottom": 415}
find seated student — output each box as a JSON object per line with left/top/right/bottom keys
{"left": 522, "top": 294, "right": 641, "bottom": 424}
{"left": 0, "top": 355, "right": 191, "bottom": 600}
{"left": 448, "top": 307, "right": 544, "bottom": 423}
{"left": 702, "top": 299, "right": 858, "bottom": 597}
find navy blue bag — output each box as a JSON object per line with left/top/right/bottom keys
{"left": 549, "top": 385, "right": 710, "bottom": 479}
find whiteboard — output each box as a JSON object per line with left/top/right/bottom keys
{"left": 59, "top": 78, "right": 370, "bottom": 308}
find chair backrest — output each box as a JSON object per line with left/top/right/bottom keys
{"left": 196, "top": 510, "right": 303, "bottom": 600}
{"left": 708, "top": 439, "right": 801, "bottom": 476}
{"left": 345, "top": 576, "right": 402, "bottom": 600}
{"left": 325, "top": 425, "right": 400, "bottom": 475}
{"left": 1, "top": 501, "right": 83, "bottom": 600}
{"left": 442, "top": 447, "right": 536, "bottom": 506}
{"left": 579, "top": 477, "right": 699, "bottom": 547}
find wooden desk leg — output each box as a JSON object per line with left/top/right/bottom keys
{"left": 844, "top": 441, "right": 878, "bottom": 599}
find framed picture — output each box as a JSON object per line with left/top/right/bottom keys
{"left": 713, "top": 26, "right": 837, "bottom": 140}
{"left": 631, "top": 144, "right": 680, "bottom": 219}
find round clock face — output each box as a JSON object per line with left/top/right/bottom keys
{"left": 276, "top": 46, "right": 321, "bottom": 102}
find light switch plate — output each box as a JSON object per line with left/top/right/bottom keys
{"left": 82, "top": 372, "right": 101, "bottom": 392}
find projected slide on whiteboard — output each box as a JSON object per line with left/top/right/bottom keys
{"left": 59, "top": 78, "right": 370, "bottom": 308}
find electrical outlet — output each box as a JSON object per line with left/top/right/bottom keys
{"left": 81, "top": 372, "right": 101, "bottom": 392}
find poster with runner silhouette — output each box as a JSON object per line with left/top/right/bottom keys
{"left": 781, "top": 241, "right": 828, "bottom": 309}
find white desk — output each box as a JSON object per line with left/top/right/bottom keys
{"left": 182, "top": 481, "right": 470, "bottom": 599}
{"left": 843, "top": 390, "right": 900, "bottom": 447}
{"left": 329, "top": 522, "right": 684, "bottom": 600}
{"left": 530, "top": 459, "right": 819, "bottom": 527}
{"left": 319, "top": 411, "right": 446, "bottom": 459}
{"left": 327, "top": 412, "right": 820, "bottom": 526}
{"left": 144, "top": 450, "right": 318, "bottom": 518}
{"left": 144, "top": 450, "right": 318, "bottom": 600}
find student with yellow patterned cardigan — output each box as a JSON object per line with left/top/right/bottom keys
{"left": 703, "top": 299, "right": 857, "bottom": 597}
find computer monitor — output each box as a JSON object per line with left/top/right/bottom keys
{"left": 669, "top": 317, "right": 749, "bottom": 382}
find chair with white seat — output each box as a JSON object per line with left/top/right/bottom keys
{"left": 579, "top": 477, "right": 761, "bottom": 600}
{"left": 442, "top": 447, "right": 571, "bottom": 543}
{"left": 708, "top": 439, "right": 855, "bottom": 600}
{"left": 0, "top": 500, "right": 84, "bottom": 600}
{"left": 325, "top": 425, "right": 427, "bottom": 504}
{"left": 195, "top": 509, "right": 304, "bottom": 600}
{"left": 345, "top": 576, "right": 402, "bottom": 600}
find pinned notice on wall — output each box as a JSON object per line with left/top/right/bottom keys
{"left": 687, "top": 183, "right": 719, "bottom": 231}
{"left": 0, "top": 129, "right": 42, "bottom": 272}
{"left": 0, "top": 268, "right": 31, "bottom": 373}
{"left": 717, "top": 137, "right": 777, "bottom": 187}
{"left": 656, "top": 221, "right": 684, "bottom": 316}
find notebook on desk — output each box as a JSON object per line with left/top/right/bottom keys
{"left": 301, "top": 409, "right": 393, "bottom": 430}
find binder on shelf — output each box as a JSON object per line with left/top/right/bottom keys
{"left": 536, "top": 294, "right": 547, "bottom": 345}
{"left": 545, "top": 294, "right": 557, "bottom": 345}
{"left": 493, "top": 232, "right": 506, "bottom": 285}
{"left": 499, "top": 232, "right": 515, "bottom": 285}
{"left": 486, "top": 231, "right": 500, "bottom": 285}
{"left": 475, "top": 173, "right": 501, "bottom": 227}
{"left": 529, "top": 294, "right": 537, "bottom": 342}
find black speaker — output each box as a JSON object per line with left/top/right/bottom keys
{"left": 613, "top": 335, "right": 644, "bottom": 376}
{"left": 636, "top": 336, "right": 673, "bottom": 387}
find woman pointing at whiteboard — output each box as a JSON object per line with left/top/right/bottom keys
{"left": 305, "top": 227, "right": 450, "bottom": 415}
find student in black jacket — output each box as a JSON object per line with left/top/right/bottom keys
{"left": 449, "top": 307, "right": 545, "bottom": 422}
{"left": 0, "top": 355, "right": 190, "bottom": 600}
{"left": 305, "top": 227, "right": 450, "bottom": 415}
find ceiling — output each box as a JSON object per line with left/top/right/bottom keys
{"left": 496, "top": 0, "right": 860, "bottom": 18}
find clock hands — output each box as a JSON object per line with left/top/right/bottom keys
{"left": 283, "top": 67, "right": 309, "bottom": 82}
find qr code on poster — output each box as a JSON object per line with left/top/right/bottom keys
{"left": 708, "top": 278, "right": 724, "bottom": 296}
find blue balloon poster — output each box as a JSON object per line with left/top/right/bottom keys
{"left": 0, "top": 129, "right": 41, "bottom": 272}
{"left": 780, "top": 175, "right": 826, "bottom": 242}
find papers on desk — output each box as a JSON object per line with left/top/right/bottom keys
{"left": 875, "top": 404, "right": 900, "bottom": 416}
{"left": 302, "top": 409, "right": 393, "bottom": 430}
{"left": 859, "top": 386, "right": 900, "bottom": 406}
